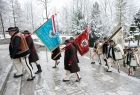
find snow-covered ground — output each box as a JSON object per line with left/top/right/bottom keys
{"left": 0, "top": 34, "right": 10, "bottom": 39}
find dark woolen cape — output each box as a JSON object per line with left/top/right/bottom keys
{"left": 25, "top": 35, "right": 39, "bottom": 63}
{"left": 51, "top": 47, "right": 61, "bottom": 60}
{"left": 64, "top": 43, "right": 80, "bottom": 73}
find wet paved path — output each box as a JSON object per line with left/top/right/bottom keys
{"left": 2, "top": 47, "right": 140, "bottom": 95}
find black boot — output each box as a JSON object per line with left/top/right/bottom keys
{"left": 52, "top": 63, "right": 57, "bottom": 68}
{"left": 52, "top": 66, "right": 57, "bottom": 68}
{"left": 104, "top": 59, "right": 108, "bottom": 66}
{"left": 35, "top": 65, "right": 42, "bottom": 74}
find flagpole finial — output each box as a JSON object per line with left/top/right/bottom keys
{"left": 54, "top": 13, "right": 57, "bottom": 16}
{"left": 54, "top": 11, "right": 59, "bottom": 16}
{"left": 85, "top": 26, "right": 92, "bottom": 34}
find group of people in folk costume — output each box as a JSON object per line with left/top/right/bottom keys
{"left": 7, "top": 27, "right": 42, "bottom": 81}
{"left": 124, "top": 48, "right": 140, "bottom": 75}
{"left": 7, "top": 26, "right": 140, "bottom": 83}
{"left": 7, "top": 26, "right": 81, "bottom": 82}
{"left": 51, "top": 38, "right": 81, "bottom": 82}
{"left": 91, "top": 37, "right": 140, "bottom": 76}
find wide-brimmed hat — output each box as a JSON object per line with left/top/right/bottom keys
{"left": 6, "top": 27, "right": 17, "bottom": 32}
{"left": 64, "top": 40, "right": 70, "bottom": 44}
{"left": 23, "top": 30, "right": 30, "bottom": 34}
{"left": 70, "top": 37, "right": 74, "bottom": 40}
{"left": 128, "top": 48, "right": 132, "bottom": 50}
{"left": 15, "top": 27, "right": 19, "bottom": 32}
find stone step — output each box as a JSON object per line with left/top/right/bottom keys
{"left": 3, "top": 67, "right": 21, "bottom": 95}
{"left": 0, "top": 44, "right": 13, "bottom": 95}
{"left": 0, "top": 64, "right": 12, "bottom": 95}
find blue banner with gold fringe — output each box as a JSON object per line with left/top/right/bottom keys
{"left": 34, "top": 18, "right": 61, "bottom": 51}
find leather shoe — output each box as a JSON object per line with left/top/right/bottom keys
{"left": 76, "top": 78, "right": 82, "bottom": 82}
{"left": 14, "top": 74, "right": 23, "bottom": 78}
{"left": 35, "top": 70, "right": 42, "bottom": 74}
{"left": 91, "top": 62, "right": 95, "bottom": 64}
{"left": 106, "top": 70, "right": 112, "bottom": 72}
{"left": 62, "top": 79, "right": 70, "bottom": 82}
{"left": 52, "top": 66, "right": 57, "bottom": 68}
{"left": 27, "top": 76, "right": 35, "bottom": 81}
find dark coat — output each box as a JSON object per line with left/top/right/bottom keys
{"left": 51, "top": 47, "right": 61, "bottom": 60}
{"left": 64, "top": 43, "right": 80, "bottom": 73}
{"left": 107, "top": 46, "right": 116, "bottom": 61}
{"left": 94, "top": 42, "right": 98, "bottom": 49}
{"left": 103, "top": 42, "right": 108, "bottom": 54}
{"left": 126, "top": 52, "right": 132, "bottom": 65}
{"left": 9, "top": 32, "right": 30, "bottom": 59}
{"left": 25, "top": 35, "right": 39, "bottom": 63}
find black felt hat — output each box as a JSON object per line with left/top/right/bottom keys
{"left": 23, "top": 30, "right": 30, "bottom": 34}
{"left": 6, "top": 27, "right": 17, "bottom": 32}
{"left": 15, "top": 27, "right": 19, "bottom": 32}
{"left": 64, "top": 40, "right": 70, "bottom": 44}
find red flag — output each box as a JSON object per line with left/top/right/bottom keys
{"left": 75, "top": 29, "right": 90, "bottom": 56}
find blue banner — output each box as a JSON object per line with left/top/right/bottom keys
{"left": 35, "top": 18, "right": 61, "bottom": 51}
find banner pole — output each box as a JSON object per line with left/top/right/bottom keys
{"left": 46, "top": 48, "right": 48, "bottom": 62}
{"left": 31, "top": 13, "right": 59, "bottom": 63}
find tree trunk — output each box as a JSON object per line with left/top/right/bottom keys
{"left": 138, "top": 39, "right": 139, "bottom": 46}
{"left": 0, "top": 12, "right": 6, "bottom": 39}
{"left": 30, "top": 2, "right": 34, "bottom": 31}
{"left": 45, "top": 0, "right": 48, "bottom": 19}
{"left": 12, "top": 0, "right": 16, "bottom": 27}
